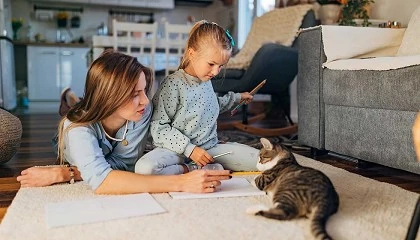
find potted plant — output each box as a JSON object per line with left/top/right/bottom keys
{"left": 56, "top": 12, "right": 69, "bottom": 28}
{"left": 317, "top": 0, "right": 343, "bottom": 25}
{"left": 338, "top": 0, "right": 375, "bottom": 26}
{"left": 11, "top": 18, "right": 23, "bottom": 40}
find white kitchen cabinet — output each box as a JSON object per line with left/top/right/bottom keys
{"left": 118, "top": 0, "right": 148, "bottom": 7}
{"left": 59, "top": 47, "right": 89, "bottom": 98}
{"left": 89, "top": 0, "right": 119, "bottom": 5}
{"left": 27, "top": 46, "right": 59, "bottom": 101}
{"left": 147, "top": 0, "right": 174, "bottom": 9}
{"left": 27, "top": 46, "right": 89, "bottom": 102}
{"left": 92, "top": 0, "right": 174, "bottom": 8}
{"left": 29, "top": 0, "right": 174, "bottom": 8}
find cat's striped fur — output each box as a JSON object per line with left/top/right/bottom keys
{"left": 249, "top": 138, "right": 339, "bottom": 240}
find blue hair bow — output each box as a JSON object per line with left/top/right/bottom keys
{"left": 225, "top": 30, "right": 235, "bottom": 47}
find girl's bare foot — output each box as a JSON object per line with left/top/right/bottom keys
{"left": 16, "top": 167, "right": 66, "bottom": 187}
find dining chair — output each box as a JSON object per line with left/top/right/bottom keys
{"left": 164, "top": 22, "right": 191, "bottom": 76}
{"left": 112, "top": 19, "right": 158, "bottom": 74}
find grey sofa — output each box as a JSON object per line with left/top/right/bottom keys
{"left": 297, "top": 26, "right": 420, "bottom": 175}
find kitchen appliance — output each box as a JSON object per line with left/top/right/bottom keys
{"left": 96, "top": 22, "right": 108, "bottom": 36}
{"left": 0, "top": 0, "right": 16, "bottom": 110}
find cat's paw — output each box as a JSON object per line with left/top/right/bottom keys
{"left": 246, "top": 204, "right": 269, "bottom": 215}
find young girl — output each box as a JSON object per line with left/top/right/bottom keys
{"left": 135, "top": 20, "right": 259, "bottom": 175}
{"left": 17, "top": 50, "right": 231, "bottom": 194}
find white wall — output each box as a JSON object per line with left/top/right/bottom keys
{"left": 10, "top": 0, "right": 232, "bottom": 43}
{"left": 371, "top": 0, "right": 420, "bottom": 27}
{"left": 155, "top": 1, "right": 232, "bottom": 26}
{"left": 12, "top": 0, "right": 417, "bottom": 44}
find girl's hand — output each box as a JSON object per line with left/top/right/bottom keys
{"left": 240, "top": 92, "right": 253, "bottom": 104}
{"left": 190, "top": 146, "right": 213, "bottom": 167}
{"left": 179, "top": 169, "right": 232, "bottom": 193}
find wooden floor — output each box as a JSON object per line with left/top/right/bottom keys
{"left": 1, "top": 112, "right": 420, "bottom": 223}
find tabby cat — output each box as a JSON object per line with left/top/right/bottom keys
{"left": 247, "top": 138, "right": 339, "bottom": 240}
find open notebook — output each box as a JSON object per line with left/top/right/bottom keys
{"left": 169, "top": 177, "right": 265, "bottom": 199}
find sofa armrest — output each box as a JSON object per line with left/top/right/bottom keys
{"left": 297, "top": 26, "right": 326, "bottom": 149}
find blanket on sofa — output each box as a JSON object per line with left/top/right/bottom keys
{"left": 316, "top": 6, "right": 420, "bottom": 71}
{"left": 226, "top": 4, "right": 312, "bottom": 70}
{"left": 319, "top": 25, "right": 405, "bottom": 63}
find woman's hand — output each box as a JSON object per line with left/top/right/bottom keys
{"left": 240, "top": 92, "right": 253, "bottom": 104}
{"left": 17, "top": 166, "right": 65, "bottom": 187}
{"left": 16, "top": 166, "right": 81, "bottom": 187}
{"left": 190, "top": 146, "right": 213, "bottom": 167}
{"left": 179, "top": 169, "right": 232, "bottom": 193}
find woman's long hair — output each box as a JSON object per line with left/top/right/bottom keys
{"left": 57, "top": 50, "right": 153, "bottom": 164}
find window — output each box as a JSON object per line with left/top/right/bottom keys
{"left": 237, "top": 0, "right": 276, "bottom": 49}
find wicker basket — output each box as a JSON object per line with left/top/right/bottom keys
{"left": 0, "top": 109, "right": 22, "bottom": 164}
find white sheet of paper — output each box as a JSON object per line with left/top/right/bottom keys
{"left": 169, "top": 178, "right": 265, "bottom": 199}
{"left": 45, "top": 193, "right": 166, "bottom": 228}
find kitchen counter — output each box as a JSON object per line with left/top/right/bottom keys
{"left": 13, "top": 41, "right": 90, "bottom": 48}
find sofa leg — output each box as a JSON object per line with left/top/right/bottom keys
{"left": 327, "top": 152, "right": 374, "bottom": 168}
{"left": 355, "top": 160, "right": 375, "bottom": 169}
{"left": 328, "top": 151, "right": 359, "bottom": 164}
{"left": 310, "top": 148, "right": 328, "bottom": 157}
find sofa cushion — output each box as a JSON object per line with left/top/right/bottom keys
{"left": 397, "top": 5, "right": 420, "bottom": 56}
{"left": 322, "top": 65, "right": 420, "bottom": 111}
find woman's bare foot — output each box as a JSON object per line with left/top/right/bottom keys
{"left": 59, "top": 88, "right": 81, "bottom": 117}
{"left": 17, "top": 167, "right": 66, "bottom": 187}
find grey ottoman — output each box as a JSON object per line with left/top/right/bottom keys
{"left": 0, "top": 108, "right": 22, "bottom": 164}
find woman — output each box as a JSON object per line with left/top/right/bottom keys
{"left": 17, "top": 50, "right": 231, "bottom": 194}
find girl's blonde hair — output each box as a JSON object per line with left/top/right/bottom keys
{"left": 178, "top": 20, "right": 233, "bottom": 70}
{"left": 57, "top": 50, "right": 153, "bottom": 164}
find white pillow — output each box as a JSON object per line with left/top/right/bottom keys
{"left": 397, "top": 5, "right": 420, "bottom": 56}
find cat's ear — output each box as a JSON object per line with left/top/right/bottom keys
{"left": 260, "top": 138, "right": 273, "bottom": 150}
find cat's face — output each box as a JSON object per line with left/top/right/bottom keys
{"left": 256, "top": 138, "right": 291, "bottom": 171}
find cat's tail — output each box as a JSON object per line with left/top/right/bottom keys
{"left": 310, "top": 205, "right": 333, "bottom": 240}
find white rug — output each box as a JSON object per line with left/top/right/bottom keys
{"left": 1, "top": 154, "right": 419, "bottom": 240}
